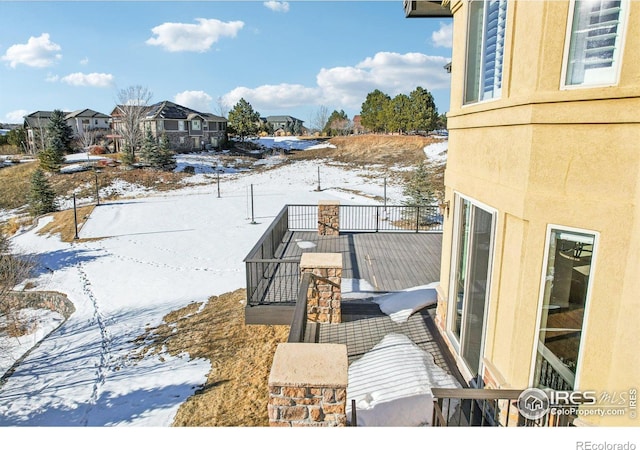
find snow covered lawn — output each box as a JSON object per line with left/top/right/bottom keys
{"left": 0, "top": 137, "right": 454, "bottom": 428}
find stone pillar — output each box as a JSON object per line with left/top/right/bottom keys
{"left": 318, "top": 200, "right": 340, "bottom": 236}
{"left": 268, "top": 343, "right": 348, "bottom": 427}
{"left": 300, "top": 253, "right": 342, "bottom": 324}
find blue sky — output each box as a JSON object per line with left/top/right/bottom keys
{"left": 0, "top": 1, "right": 453, "bottom": 125}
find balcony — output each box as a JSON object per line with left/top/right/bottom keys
{"left": 252, "top": 202, "right": 576, "bottom": 427}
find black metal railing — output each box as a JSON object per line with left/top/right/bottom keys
{"left": 285, "top": 204, "right": 443, "bottom": 233}
{"left": 244, "top": 206, "right": 298, "bottom": 305}
{"left": 535, "top": 343, "right": 575, "bottom": 391}
{"left": 431, "top": 388, "right": 576, "bottom": 427}
{"left": 341, "top": 205, "right": 442, "bottom": 232}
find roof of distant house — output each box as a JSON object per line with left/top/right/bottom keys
{"left": 144, "top": 101, "right": 226, "bottom": 122}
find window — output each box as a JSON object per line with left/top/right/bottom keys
{"left": 157, "top": 120, "right": 164, "bottom": 131}
{"left": 563, "top": 0, "right": 627, "bottom": 87}
{"left": 464, "top": 0, "right": 508, "bottom": 104}
{"left": 449, "top": 195, "right": 496, "bottom": 380}
{"left": 533, "top": 227, "right": 596, "bottom": 390}
{"left": 178, "top": 121, "right": 185, "bottom": 132}
{"left": 191, "top": 120, "right": 201, "bottom": 131}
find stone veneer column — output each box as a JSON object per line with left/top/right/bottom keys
{"left": 318, "top": 200, "right": 340, "bottom": 236}
{"left": 268, "top": 343, "right": 348, "bottom": 426}
{"left": 300, "top": 253, "right": 342, "bottom": 324}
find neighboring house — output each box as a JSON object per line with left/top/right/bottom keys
{"left": 352, "top": 115, "right": 365, "bottom": 134}
{"left": 263, "top": 115, "right": 304, "bottom": 136}
{"left": 23, "top": 109, "right": 112, "bottom": 152}
{"left": 408, "top": 0, "right": 639, "bottom": 426}
{"left": 65, "top": 109, "right": 111, "bottom": 133}
{"left": 111, "top": 101, "right": 227, "bottom": 151}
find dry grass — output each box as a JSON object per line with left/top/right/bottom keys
{"left": 0, "top": 161, "right": 38, "bottom": 210}
{"left": 328, "top": 134, "right": 438, "bottom": 166}
{"left": 134, "top": 289, "right": 289, "bottom": 426}
{"left": 37, "top": 205, "right": 96, "bottom": 242}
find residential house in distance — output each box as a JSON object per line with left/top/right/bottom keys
{"left": 407, "top": 0, "right": 639, "bottom": 426}
{"left": 263, "top": 115, "right": 305, "bottom": 136}
{"left": 23, "top": 109, "right": 111, "bottom": 152}
{"left": 352, "top": 115, "right": 365, "bottom": 134}
{"left": 110, "top": 101, "right": 227, "bottom": 151}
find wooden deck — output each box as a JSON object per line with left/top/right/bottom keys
{"left": 245, "top": 231, "right": 442, "bottom": 324}
{"left": 280, "top": 230, "right": 441, "bottom": 292}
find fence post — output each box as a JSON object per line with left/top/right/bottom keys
{"left": 73, "top": 194, "right": 79, "bottom": 240}
{"left": 416, "top": 205, "right": 420, "bottom": 233}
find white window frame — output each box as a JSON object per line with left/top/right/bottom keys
{"left": 561, "top": 0, "right": 629, "bottom": 89}
{"left": 191, "top": 120, "right": 201, "bottom": 131}
{"left": 463, "top": 0, "right": 508, "bottom": 105}
{"left": 446, "top": 192, "right": 498, "bottom": 382}
{"left": 529, "top": 224, "right": 599, "bottom": 391}
{"left": 178, "top": 121, "right": 185, "bottom": 132}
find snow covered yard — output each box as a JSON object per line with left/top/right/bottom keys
{"left": 0, "top": 137, "right": 450, "bottom": 428}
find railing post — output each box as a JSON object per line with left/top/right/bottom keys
{"left": 375, "top": 206, "right": 379, "bottom": 232}
{"left": 416, "top": 205, "right": 420, "bottom": 232}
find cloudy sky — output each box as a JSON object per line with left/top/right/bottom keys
{"left": 0, "top": 1, "right": 453, "bottom": 125}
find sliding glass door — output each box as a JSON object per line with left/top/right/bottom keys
{"left": 450, "top": 196, "right": 496, "bottom": 380}
{"left": 533, "top": 227, "right": 596, "bottom": 390}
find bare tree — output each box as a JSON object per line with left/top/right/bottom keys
{"left": 311, "top": 105, "right": 330, "bottom": 135}
{"left": 0, "top": 233, "right": 35, "bottom": 339}
{"left": 215, "top": 97, "right": 229, "bottom": 118}
{"left": 114, "top": 85, "right": 153, "bottom": 164}
{"left": 76, "top": 128, "right": 101, "bottom": 150}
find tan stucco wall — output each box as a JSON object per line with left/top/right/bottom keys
{"left": 440, "top": 0, "right": 640, "bottom": 426}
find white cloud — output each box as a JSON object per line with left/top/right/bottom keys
{"left": 5, "top": 109, "right": 28, "bottom": 123}
{"left": 264, "top": 1, "right": 290, "bottom": 13}
{"left": 432, "top": 22, "right": 453, "bottom": 48}
{"left": 221, "top": 84, "right": 319, "bottom": 115}
{"left": 220, "top": 51, "right": 450, "bottom": 115}
{"left": 174, "top": 90, "right": 213, "bottom": 112}
{"left": 146, "top": 18, "right": 244, "bottom": 52}
{"left": 60, "top": 72, "right": 114, "bottom": 88}
{"left": 1, "top": 33, "right": 62, "bottom": 68}
{"left": 80, "top": 57, "right": 89, "bottom": 65}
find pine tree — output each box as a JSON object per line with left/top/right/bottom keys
{"left": 38, "top": 147, "right": 65, "bottom": 173}
{"left": 38, "top": 109, "right": 72, "bottom": 173}
{"left": 227, "top": 98, "right": 260, "bottom": 141}
{"left": 403, "top": 161, "right": 436, "bottom": 206}
{"left": 155, "top": 132, "right": 176, "bottom": 171}
{"left": 28, "top": 168, "right": 58, "bottom": 216}
{"left": 140, "top": 128, "right": 158, "bottom": 166}
{"left": 46, "top": 109, "right": 74, "bottom": 153}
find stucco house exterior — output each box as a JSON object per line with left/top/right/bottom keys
{"left": 409, "top": 0, "right": 639, "bottom": 426}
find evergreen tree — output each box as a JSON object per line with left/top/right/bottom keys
{"left": 121, "top": 143, "right": 135, "bottom": 166}
{"left": 155, "top": 132, "right": 176, "bottom": 171}
{"left": 403, "top": 161, "right": 437, "bottom": 206}
{"left": 140, "top": 128, "right": 158, "bottom": 166}
{"left": 28, "top": 168, "right": 58, "bottom": 216}
{"left": 324, "top": 110, "right": 349, "bottom": 136}
{"left": 387, "top": 94, "right": 412, "bottom": 134}
{"left": 38, "top": 109, "right": 72, "bottom": 173}
{"left": 38, "top": 147, "right": 65, "bottom": 173}
{"left": 408, "top": 87, "right": 438, "bottom": 133}
{"left": 227, "top": 98, "right": 260, "bottom": 141}
{"left": 360, "top": 89, "right": 391, "bottom": 133}
{"left": 46, "top": 109, "right": 74, "bottom": 153}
